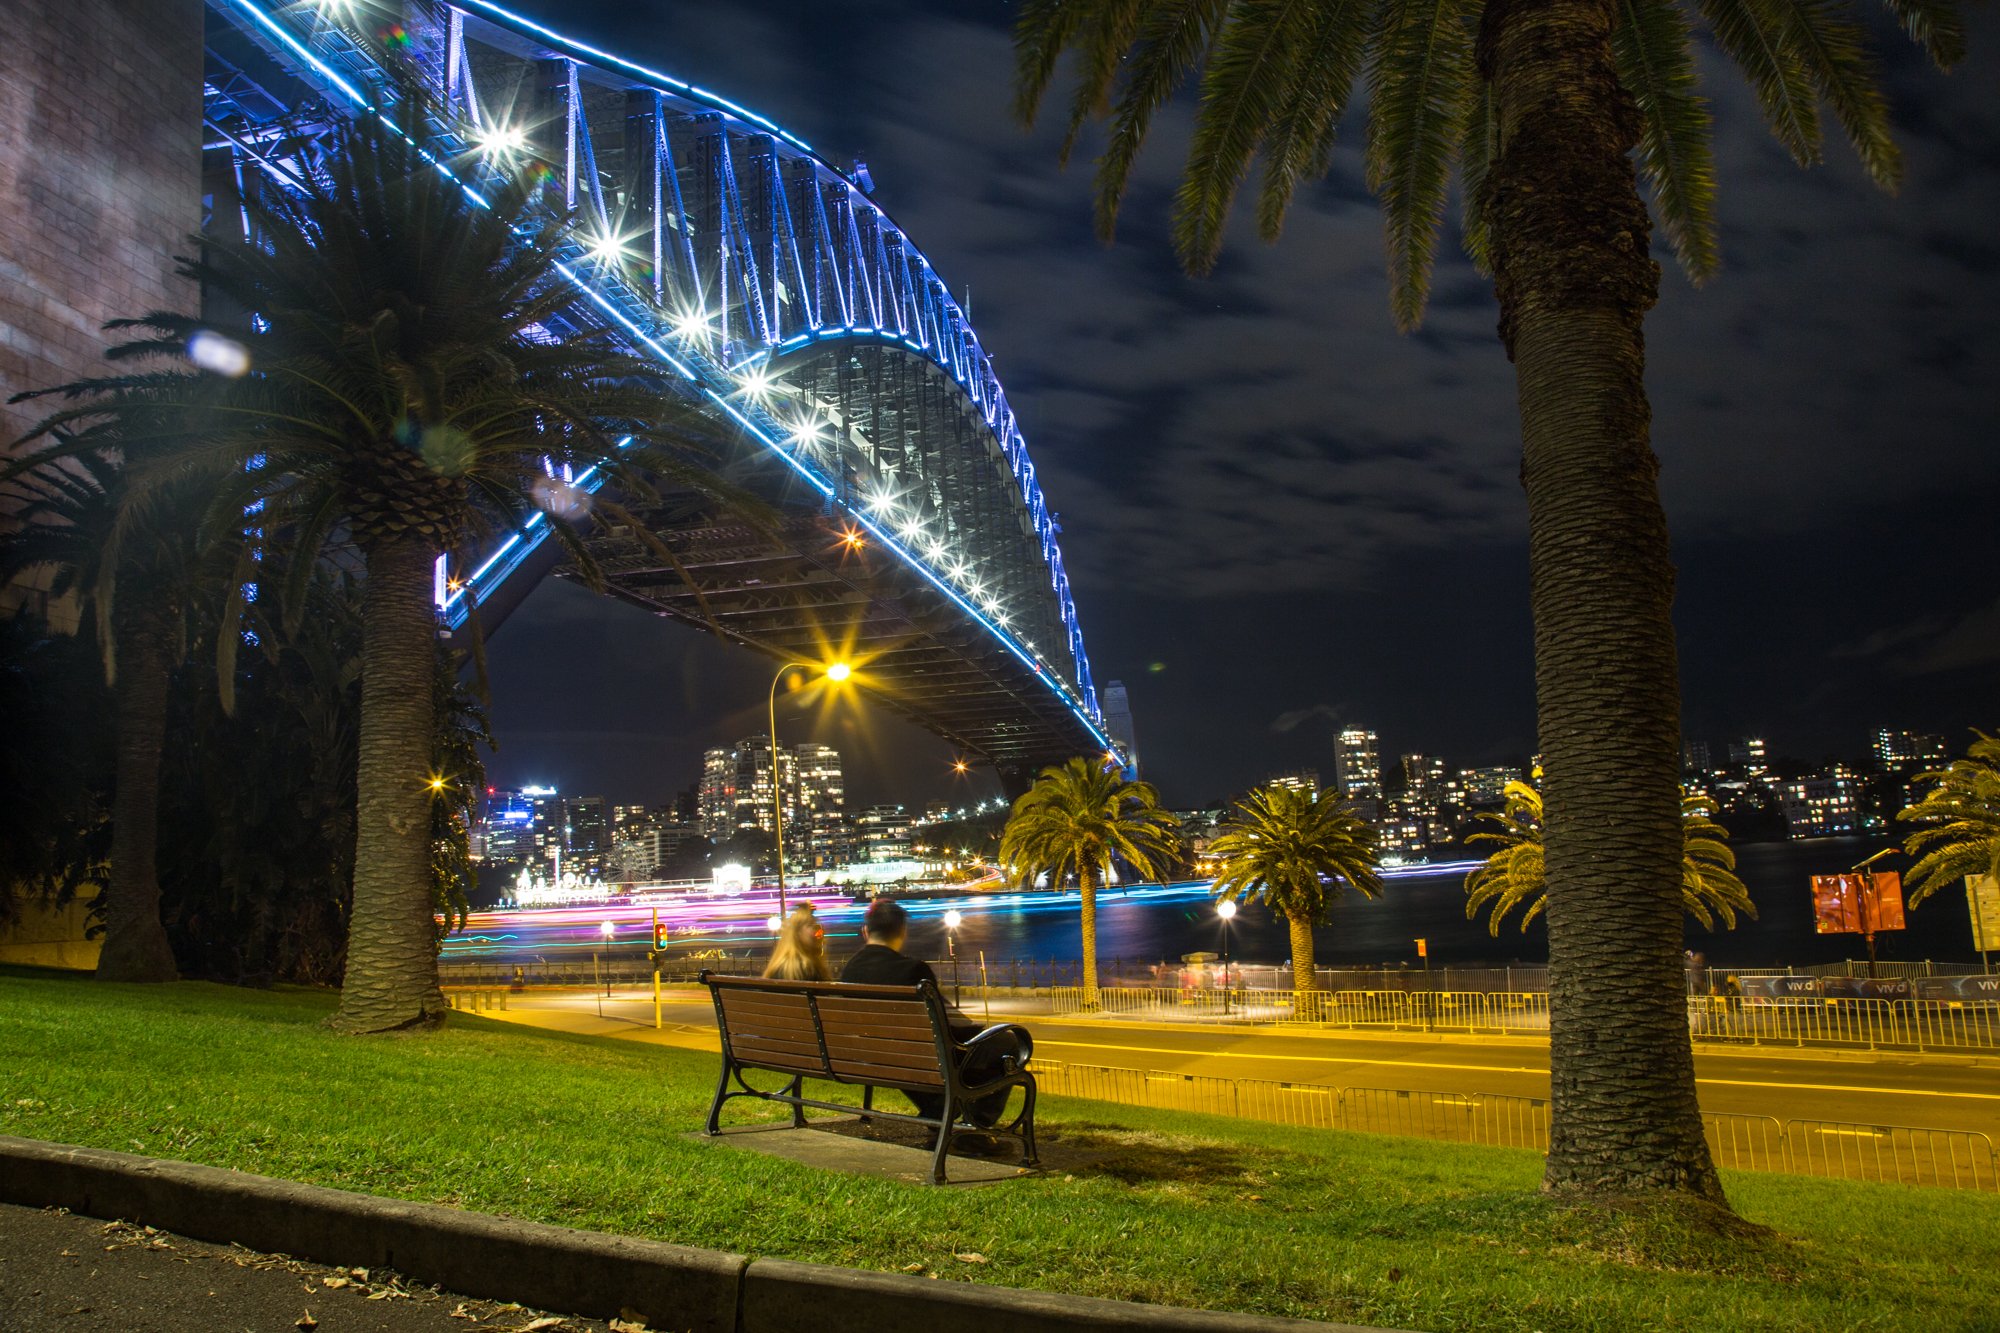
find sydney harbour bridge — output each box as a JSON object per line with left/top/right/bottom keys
{"left": 201, "top": 0, "right": 1124, "bottom": 786}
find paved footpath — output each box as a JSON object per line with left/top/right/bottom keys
{"left": 0, "top": 1205, "right": 629, "bottom": 1333}
{"left": 473, "top": 986, "right": 2000, "bottom": 1138}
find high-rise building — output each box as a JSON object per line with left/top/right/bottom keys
{"left": 698, "top": 747, "right": 736, "bottom": 840}
{"left": 477, "top": 789, "right": 539, "bottom": 865}
{"left": 1335, "top": 728, "right": 1381, "bottom": 801}
{"left": 697, "top": 735, "right": 827, "bottom": 852}
{"left": 1780, "top": 772, "right": 1861, "bottom": 838}
{"left": 561, "top": 795, "right": 609, "bottom": 877}
{"left": 1727, "top": 737, "right": 1769, "bottom": 772}
{"left": 1102, "top": 679, "right": 1139, "bottom": 778}
{"left": 1399, "top": 754, "right": 1446, "bottom": 799}
{"left": 520, "top": 786, "right": 562, "bottom": 873}
{"left": 1872, "top": 729, "right": 1948, "bottom": 772}
{"left": 792, "top": 742, "right": 846, "bottom": 868}
{"left": 1453, "top": 766, "right": 1520, "bottom": 807}
{"left": 1682, "top": 739, "right": 1713, "bottom": 774}
{"left": 1264, "top": 769, "right": 1321, "bottom": 794}
{"left": 855, "top": 804, "right": 914, "bottom": 862}
{"left": 612, "top": 803, "right": 655, "bottom": 843}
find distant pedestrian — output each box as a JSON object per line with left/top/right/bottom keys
{"left": 763, "top": 905, "right": 832, "bottom": 982}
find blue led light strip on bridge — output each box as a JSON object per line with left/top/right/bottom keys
{"left": 211, "top": 0, "right": 1118, "bottom": 756}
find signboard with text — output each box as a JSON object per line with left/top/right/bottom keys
{"left": 1810, "top": 872, "right": 1906, "bottom": 935}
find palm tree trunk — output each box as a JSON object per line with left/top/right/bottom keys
{"left": 332, "top": 532, "right": 446, "bottom": 1033}
{"left": 1482, "top": 0, "right": 1723, "bottom": 1202}
{"left": 1288, "top": 916, "right": 1316, "bottom": 994}
{"left": 94, "top": 605, "right": 178, "bottom": 983}
{"left": 1079, "top": 860, "right": 1100, "bottom": 1008}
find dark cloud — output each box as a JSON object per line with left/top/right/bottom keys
{"left": 483, "top": 0, "right": 2000, "bottom": 805}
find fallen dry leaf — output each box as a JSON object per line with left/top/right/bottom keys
{"left": 320, "top": 1276, "right": 349, "bottom": 1289}
{"left": 901, "top": 1263, "right": 926, "bottom": 1273}
{"left": 518, "top": 1319, "right": 566, "bottom": 1331}
{"left": 447, "top": 1304, "right": 476, "bottom": 1321}
{"left": 609, "top": 1319, "right": 648, "bottom": 1333}
{"left": 295, "top": 1311, "right": 318, "bottom": 1331}
{"left": 954, "top": 1252, "right": 989, "bottom": 1265}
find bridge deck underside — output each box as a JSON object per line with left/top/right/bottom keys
{"left": 573, "top": 509, "right": 1099, "bottom": 771}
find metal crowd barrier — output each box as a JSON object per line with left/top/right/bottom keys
{"left": 1044, "top": 986, "right": 2000, "bottom": 1052}
{"left": 1032, "top": 1059, "right": 1996, "bottom": 1192}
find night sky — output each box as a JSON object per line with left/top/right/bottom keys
{"left": 481, "top": 0, "right": 1999, "bottom": 812}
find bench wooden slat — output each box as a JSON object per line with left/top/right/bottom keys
{"left": 827, "top": 1057, "right": 946, "bottom": 1087}
{"left": 811, "top": 996, "right": 936, "bottom": 1019}
{"left": 718, "top": 994, "right": 818, "bottom": 1021}
{"left": 728, "top": 1032, "right": 828, "bottom": 1056}
{"left": 819, "top": 1040, "right": 940, "bottom": 1071}
{"left": 814, "top": 1013, "right": 936, "bottom": 1041}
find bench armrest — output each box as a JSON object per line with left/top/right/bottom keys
{"left": 956, "top": 1022, "right": 1034, "bottom": 1073}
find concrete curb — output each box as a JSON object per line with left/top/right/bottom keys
{"left": 0, "top": 1135, "right": 1400, "bottom": 1333}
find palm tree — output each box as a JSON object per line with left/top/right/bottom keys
{"left": 12, "top": 110, "right": 737, "bottom": 1033}
{"left": 1208, "top": 783, "right": 1385, "bottom": 992}
{"left": 1000, "top": 757, "right": 1178, "bottom": 1004}
{"left": 1466, "top": 780, "right": 1754, "bottom": 933}
{"left": 1897, "top": 731, "right": 2000, "bottom": 907}
{"left": 0, "top": 449, "right": 196, "bottom": 982}
{"left": 1014, "top": 0, "right": 1961, "bottom": 1203}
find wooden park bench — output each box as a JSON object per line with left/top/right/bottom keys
{"left": 700, "top": 972, "right": 1039, "bottom": 1184}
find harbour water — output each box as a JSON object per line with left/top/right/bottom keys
{"left": 443, "top": 835, "right": 1990, "bottom": 973}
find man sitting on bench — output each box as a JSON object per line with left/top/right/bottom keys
{"left": 839, "top": 898, "right": 1030, "bottom": 1137}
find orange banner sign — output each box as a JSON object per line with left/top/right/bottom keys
{"left": 1810, "top": 872, "right": 1906, "bottom": 935}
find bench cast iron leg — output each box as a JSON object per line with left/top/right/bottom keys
{"left": 860, "top": 1084, "right": 875, "bottom": 1123}
{"left": 786, "top": 1075, "right": 806, "bottom": 1127}
{"left": 705, "top": 1058, "right": 734, "bottom": 1135}
{"left": 1017, "top": 1080, "right": 1040, "bottom": 1168}
{"left": 930, "top": 1091, "right": 955, "bottom": 1185}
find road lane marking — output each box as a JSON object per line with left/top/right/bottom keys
{"left": 1036, "top": 1040, "right": 2000, "bottom": 1101}
{"left": 1696, "top": 1078, "right": 2000, "bottom": 1102}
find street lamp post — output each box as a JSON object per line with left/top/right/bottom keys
{"left": 1216, "top": 899, "right": 1238, "bottom": 1016}
{"left": 767, "top": 659, "right": 851, "bottom": 915}
{"left": 944, "top": 909, "right": 962, "bottom": 1004}
{"left": 596, "top": 919, "right": 614, "bottom": 1018}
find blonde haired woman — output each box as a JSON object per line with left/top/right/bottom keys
{"left": 763, "top": 905, "right": 832, "bottom": 981}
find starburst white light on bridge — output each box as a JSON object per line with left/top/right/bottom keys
{"left": 475, "top": 123, "right": 529, "bottom": 159}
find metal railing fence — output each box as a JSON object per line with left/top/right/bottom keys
{"left": 1032, "top": 1059, "right": 1995, "bottom": 1192}
{"left": 1041, "top": 985, "right": 2000, "bottom": 1052}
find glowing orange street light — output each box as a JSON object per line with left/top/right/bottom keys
{"left": 769, "top": 658, "right": 854, "bottom": 912}
{"left": 838, "top": 527, "right": 866, "bottom": 551}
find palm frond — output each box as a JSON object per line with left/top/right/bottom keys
{"left": 1878, "top": 0, "right": 1966, "bottom": 68}
{"left": 1059, "top": 1, "right": 1152, "bottom": 165}
{"left": 1255, "top": 0, "right": 1377, "bottom": 243}
{"left": 1457, "top": 74, "right": 1498, "bottom": 275}
{"left": 1170, "top": 0, "right": 1320, "bottom": 272}
{"left": 1750, "top": 0, "right": 1901, "bottom": 187}
{"left": 1613, "top": 0, "right": 1721, "bottom": 282}
{"left": 1364, "top": 0, "right": 1477, "bottom": 330}
{"left": 1014, "top": 0, "right": 1100, "bottom": 126}
{"left": 1096, "top": 0, "right": 1233, "bottom": 241}
{"left": 1697, "top": 0, "right": 1824, "bottom": 167}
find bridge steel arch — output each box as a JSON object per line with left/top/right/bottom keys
{"left": 200, "top": 0, "right": 1121, "bottom": 778}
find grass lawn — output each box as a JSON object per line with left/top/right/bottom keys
{"left": 2, "top": 971, "right": 1995, "bottom": 1332}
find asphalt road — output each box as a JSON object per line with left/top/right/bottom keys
{"left": 0, "top": 1205, "right": 626, "bottom": 1333}
{"left": 477, "top": 987, "right": 2000, "bottom": 1138}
